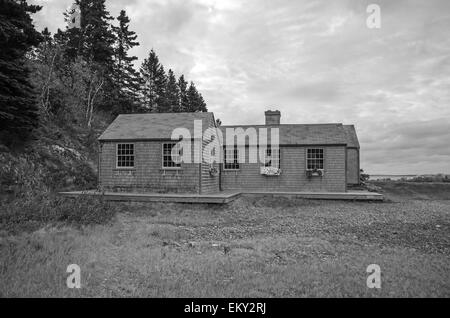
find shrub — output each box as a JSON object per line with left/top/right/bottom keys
{"left": 0, "top": 152, "right": 46, "bottom": 196}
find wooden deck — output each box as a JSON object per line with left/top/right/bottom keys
{"left": 242, "top": 190, "right": 384, "bottom": 201}
{"left": 59, "top": 189, "right": 383, "bottom": 203}
{"left": 58, "top": 190, "right": 241, "bottom": 204}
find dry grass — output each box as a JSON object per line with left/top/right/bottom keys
{"left": 1, "top": 194, "right": 449, "bottom": 297}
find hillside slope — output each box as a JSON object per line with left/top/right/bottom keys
{"left": 0, "top": 114, "right": 111, "bottom": 202}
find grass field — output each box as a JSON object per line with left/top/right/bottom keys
{"left": 1, "top": 183, "right": 449, "bottom": 297}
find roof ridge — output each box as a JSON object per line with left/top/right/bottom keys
{"left": 117, "top": 112, "right": 213, "bottom": 116}
{"left": 220, "top": 123, "right": 343, "bottom": 127}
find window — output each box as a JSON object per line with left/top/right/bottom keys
{"left": 117, "top": 143, "right": 134, "bottom": 168}
{"left": 224, "top": 146, "right": 239, "bottom": 170}
{"left": 162, "top": 143, "right": 181, "bottom": 168}
{"left": 263, "top": 147, "right": 280, "bottom": 168}
{"left": 306, "top": 148, "right": 324, "bottom": 170}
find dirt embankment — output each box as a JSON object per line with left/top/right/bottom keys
{"left": 371, "top": 181, "right": 450, "bottom": 201}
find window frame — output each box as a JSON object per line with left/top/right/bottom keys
{"left": 162, "top": 142, "right": 182, "bottom": 169}
{"left": 116, "top": 143, "right": 135, "bottom": 169}
{"left": 306, "top": 148, "right": 324, "bottom": 171}
{"left": 223, "top": 146, "right": 240, "bottom": 170}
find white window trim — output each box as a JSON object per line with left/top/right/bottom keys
{"left": 116, "top": 143, "right": 135, "bottom": 169}
{"left": 162, "top": 142, "right": 182, "bottom": 170}
{"left": 223, "top": 146, "right": 240, "bottom": 170}
{"left": 306, "top": 148, "right": 325, "bottom": 171}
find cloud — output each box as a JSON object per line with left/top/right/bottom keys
{"left": 30, "top": 0, "right": 450, "bottom": 174}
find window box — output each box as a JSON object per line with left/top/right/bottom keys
{"left": 260, "top": 166, "right": 282, "bottom": 176}
{"left": 306, "top": 168, "right": 324, "bottom": 178}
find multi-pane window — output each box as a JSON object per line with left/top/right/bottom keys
{"left": 224, "top": 146, "right": 239, "bottom": 170}
{"left": 117, "top": 143, "right": 134, "bottom": 168}
{"left": 263, "top": 147, "right": 280, "bottom": 168}
{"left": 162, "top": 143, "right": 181, "bottom": 168}
{"left": 306, "top": 148, "right": 324, "bottom": 170}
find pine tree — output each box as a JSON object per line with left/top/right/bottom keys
{"left": 78, "top": 0, "right": 115, "bottom": 68}
{"left": 197, "top": 91, "right": 208, "bottom": 112}
{"left": 41, "top": 27, "right": 52, "bottom": 45}
{"left": 0, "top": 0, "right": 42, "bottom": 144}
{"left": 166, "top": 69, "right": 180, "bottom": 112}
{"left": 178, "top": 74, "right": 189, "bottom": 112}
{"left": 154, "top": 65, "right": 169, "bottom": 112}
{"left": 186, "top": 82, "right": 197, "bottom": 112}
{"left": 56, "top": 0, "right": 115, "bottom": 70}
{"left": 55, "top": 3, "right": 82, "bottom": 61}
{"left": 113, "top": 10, "right": 138, "bottom": 71}
{"left": 140, "top": 49, "right": 167, "bottom": 112}
{"left": 111, "top": 10, "right": 140, "bottom": 113}
{"left": 186, "top": 81, "right": 207, "bottom": 112}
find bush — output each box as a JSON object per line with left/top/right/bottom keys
{"left": 0, "top": 193, "right": 117, "bottom": 235}
{"left": 0, "top": 152, "right": 47, "bottom": 197}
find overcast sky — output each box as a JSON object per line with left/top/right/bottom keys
{"left": 31, "top": 0, "right": 450, "bottom": 174}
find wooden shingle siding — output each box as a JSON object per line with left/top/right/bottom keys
{"left": 99, "top": 141, "right": 199, "bottom": 193}
{"left": 220, "top": 146, "right": 346, "bottom": 192}
{"left": 346, "top": 148, "right": 360, "bottom": 185}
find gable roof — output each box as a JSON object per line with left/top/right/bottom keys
{"left": 98, "top": 112, "right": 215, "bottom": 141}
{"left": 219, "top": 124, "right": 348, "bottom": 145}
{"left": 343, "top": 125, "right": 360, "bottom": 148}
{"left": 99, "top": 112, "right": 358, "bottom": 147}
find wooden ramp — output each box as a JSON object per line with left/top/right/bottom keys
{"left": 59, "top": 190, "right": 383, "bottom": 203}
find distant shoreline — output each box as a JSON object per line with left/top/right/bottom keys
{"left": 369, "top": 174, "right": 449, "bottom": 181}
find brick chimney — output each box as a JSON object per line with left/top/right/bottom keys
{"left": 265, "top": 110, "right": 281, "bottom": 125}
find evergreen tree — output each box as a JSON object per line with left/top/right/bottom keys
{"left": 56, "top": 0, "right": 115, "bottom": 70}
{"left": 55, "top": 3, "right": 82, "bottom": 61}
{"left": 140, "top": 49, "right": 167, "bottom": 112}
{"left": 178, "top": 74, "right": 189, "bottom": 112}
{"left": 166, "top": 69, "right": 180, "bottom": 112}
{"left": 113, "top": 10, "right": 138, "bottom": 71}
{"left": 78, "top": 0, "right": 115, "bottom": 68}
{"left": 154, "top": 65, "right": 169, "bottom": 112}
{"left": 0, "top": 0, "right": 42, "bottom": 144}
{"left": 41, "top": 27, "right": 52, "bottom": 45}
{"left": 111, "top": 10, "right": 140, "bottom": 113}
{"left": 53, "top": 0, "right": 116, "bottom": 115}
{"left": 186, "top": 81, "right": 207, "bottom": 112}
{"left": 197, "top": 91, "right": 207, "bottom": 112}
